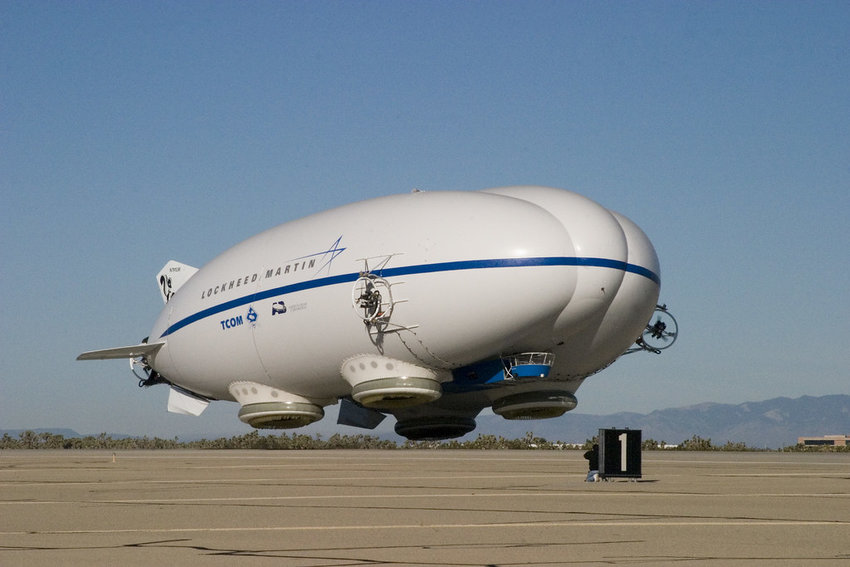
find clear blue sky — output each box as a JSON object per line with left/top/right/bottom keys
{"left": 2, "top": 1, "right": 848, "bottom": 439}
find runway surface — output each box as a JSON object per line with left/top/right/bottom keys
{"left": 1, "top": 449, "right": 849, "bottom": 566}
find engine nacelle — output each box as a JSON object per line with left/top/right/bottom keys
{"left": 229, "top": 382, "right": 325, "bottom": 429}
{"left": 394, "top": 416, "right": 477, "bottom": 440}
{"left": 341, "top": 355, "right": 446, "bottom": 409}
{"left": 492, "top": 391, "right": 578, "bottom": 420}
{"left": 237, "top": 401, "right": 324, "bottom": 429}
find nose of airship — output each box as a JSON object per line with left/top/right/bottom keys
{"left": 483, "top": 186, "right": 629, "bottom": 332}
{"left": 481, "top": 186, "right": 661, "bottom": 373}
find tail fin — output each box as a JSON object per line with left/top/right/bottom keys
{"left": 156, "top": 261, "right": 198, "bottom": 303}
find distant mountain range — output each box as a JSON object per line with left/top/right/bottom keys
{"left": 477, "top": 394, "right": 850, "bottom": 448}
{"left": 4, "top": 395, "right": 849, "bottom": 449}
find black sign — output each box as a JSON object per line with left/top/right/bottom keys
{"left": 598, "top": 428, "right": 641, "bottom": 479}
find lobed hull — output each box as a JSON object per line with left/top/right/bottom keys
{"left": 84, "top": 186, "right": 663, "bottom": 439}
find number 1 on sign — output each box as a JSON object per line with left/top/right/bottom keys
{"left": 618, "top": 432, "right": 628, "bottom": 472}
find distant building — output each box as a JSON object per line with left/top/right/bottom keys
{"left": 797, "top": 435, "right": 850, "bottom": 447}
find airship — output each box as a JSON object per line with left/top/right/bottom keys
{"left": 78, "top": 186, "right": 677, "bottom": 440}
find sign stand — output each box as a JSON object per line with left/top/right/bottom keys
{"left": 598, "top": 428, "right": 642, "bottom": 480}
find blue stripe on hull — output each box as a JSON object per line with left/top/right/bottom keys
{"left": 160, "top": 257, "right": 659, "bottom": 338}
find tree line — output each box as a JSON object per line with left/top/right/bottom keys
{"left": 2, "top": 430, "right": 844, "bottom": 451}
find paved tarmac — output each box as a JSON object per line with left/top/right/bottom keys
{"left": 1, "top": 449, "right": 849, "bottom": 566}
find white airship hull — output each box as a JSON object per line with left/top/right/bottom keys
{"left": 80, "top": 186, "right": 665, "bottom": 439}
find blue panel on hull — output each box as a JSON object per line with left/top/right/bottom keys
{"left": 451, "top": 359, "right": 506, "bottom": 387}
{"left": 510, "top": 364, "right": 551, "bottom": 378}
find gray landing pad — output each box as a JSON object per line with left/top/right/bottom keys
{"left": 1, "top": 450, "right": 849, "bottom": 566}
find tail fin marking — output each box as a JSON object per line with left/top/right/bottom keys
{"left": 157, "top": 261, "right": 198, "bottom": 303}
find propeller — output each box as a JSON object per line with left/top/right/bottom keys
{"left": 640, "top": 305, "right": 678, "bottom": 352}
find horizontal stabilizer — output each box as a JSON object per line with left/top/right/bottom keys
{"left": 337, "top": 398, "right": 386, "bottom": 430}
{"left": 167, "top": 386, "right": 210, "bottom": 416}
{"left": 76, "top": 342, "right": 164, "bottom": 361}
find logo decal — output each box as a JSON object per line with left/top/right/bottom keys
{"left": 200, "top": 236, "right": 347, "bottom": 300}
{"left": 160, "top": 275, "right": 174, "bottom": 302}
{"left": 272, "top": 301, "right": 287, "bottom": 315}
{"left": 313, "top": 235, "right": 347, "bottom": 275}
{"left": 220, "top": 315, "right": 243, "bottom": 330}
